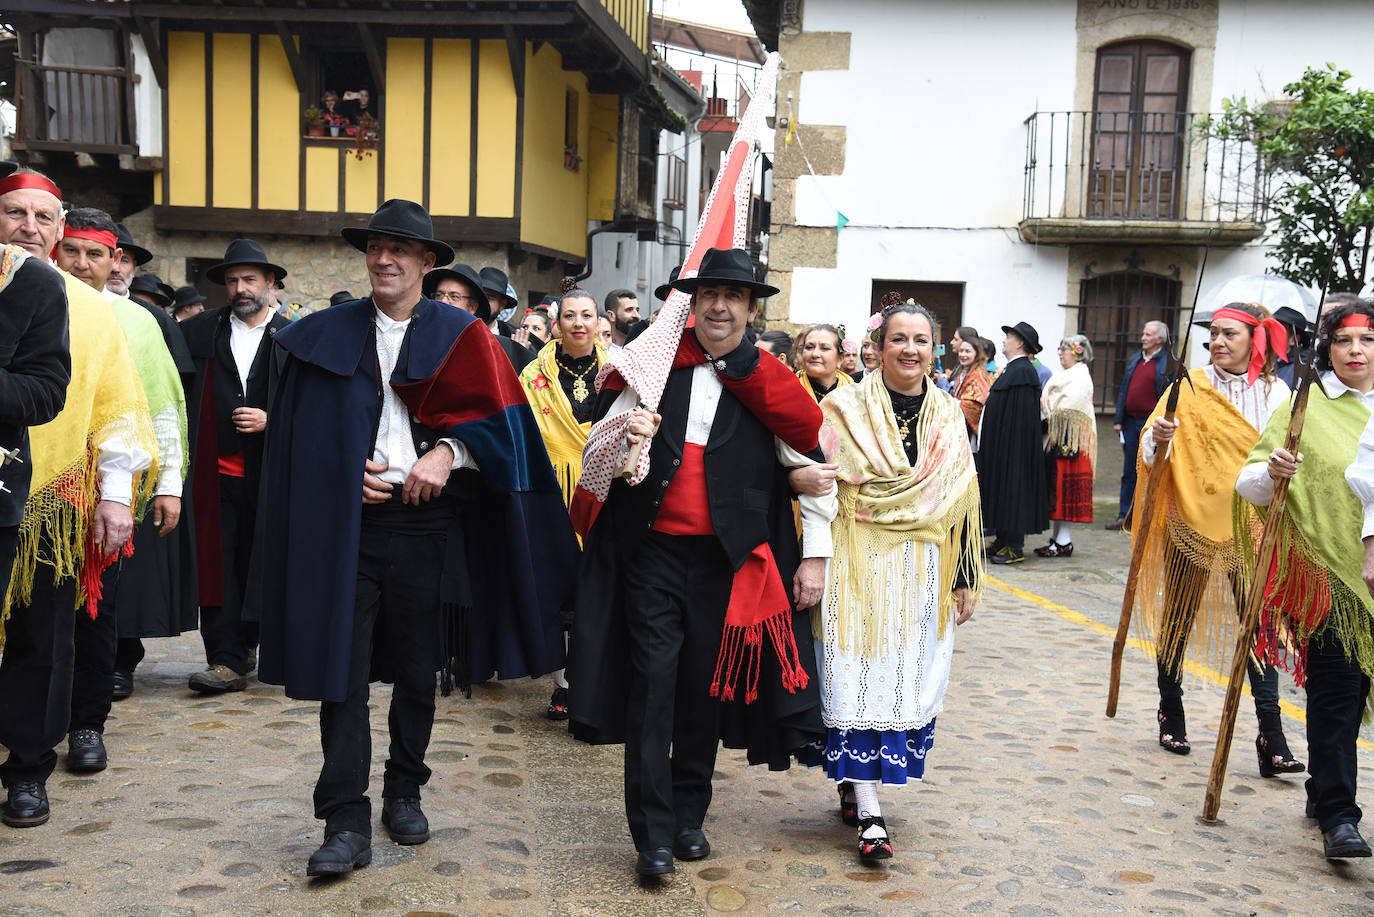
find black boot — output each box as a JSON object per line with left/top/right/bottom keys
{"left": 306, "top": 831, "right": 372, "bottom": 876}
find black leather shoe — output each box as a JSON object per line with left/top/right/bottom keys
{"left": 2, "top": 782, "right": 49, "bottom": 828}
{"left": 1307, "top": 797, "right": 1318, "bottom": 820}
{"left": 635, "top": 846, "right": 675, "bottom": 877}
{"left": 381, "top": 797, "right": 429, "bottom": 845}
{"left": 306, "top": 831, "right": 373, "bottom": 876}
{"left": 66, "top": 729, "right": 107, "bottom": 773}
{"left": 673, "top": 827, "right": 710, "bottom": 860}
{"left": 111, "top": 670, "right": 133, "bottom": 701}
{"left": 1323, "top": 823, "right": 1372, "bottom": 859}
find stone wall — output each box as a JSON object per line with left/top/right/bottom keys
{"left": 119, "top": 207, "right": 578, "bottom": 314}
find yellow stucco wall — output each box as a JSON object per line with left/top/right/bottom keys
{"left": 384, "top": 38, "right": 425, "bottom": 204}
{"left": 587, "top": 94, "right": 619, "bottom": 223}
{"left": 167, "top": 32, "right": 205, "bottom": 207}
{"left": 429, "top": 39, "right": 472, "bottom": 217}
{"left": 476, "top": 39, "right": 516, "bottom": 218}
{"left": 520, "top": 44, "right": 589, "bottom": 256}
{"left": 257, "top": 35, "right": 299, "bottom": 210}
{"left": 211, "top": 34, "right": 252, "bottom": 208}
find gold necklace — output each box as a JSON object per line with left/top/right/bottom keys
{"left": 557, "top": 352, "right": 596, "bottom": 403}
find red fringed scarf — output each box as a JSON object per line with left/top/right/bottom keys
{"left": 601, "top": 330, "right": 823, "bottom": 703}
{"left": 1213, "top": 306, "right": 1289, "bottom": 385}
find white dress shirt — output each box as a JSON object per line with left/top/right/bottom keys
{"left": 371, "top": 308, "right": 476, "bottom": 486}
{"left": 228, "top": 312, "right": 270, "bottom": 392}
{"left": 95, "top": 418, "right": 154, "bottom": 507}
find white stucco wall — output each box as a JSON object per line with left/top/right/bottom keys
{"left": 131, "top": 35, "right": 163, "bottom": 159}
{"left": 1212, "top": 0, "right": 1374, "bottom": 104}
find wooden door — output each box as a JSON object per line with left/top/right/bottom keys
{"left": 1089, "top": 40, "right": 1190, "bottom": 220}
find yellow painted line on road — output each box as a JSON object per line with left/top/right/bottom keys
{"left": 985, "top": 574, "right": 1374, "bottom": 751}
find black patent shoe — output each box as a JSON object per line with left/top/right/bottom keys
{"left": 381, "top": 797, "right": 430, "bottom": 845}
{"left": 857, "top": 816, "right": 893, "bottom": 862}
{"left": 1323, "top": 823, "right": 1372, "bottom": 860}
{"left": 673, "top": 826, "right": 710, "bottom": 860}
{"left": 1256, "top": 732, "right": 1305, "bottom": 777}
{"left": 2, "top": 782, "right": 50, "bottom": 828}
{"left": 635, "top": 846, "right": 675, "bottom": 877}
{"left": 66, "top": 729, "right": 108, "bottom": 773}
{"left": 1158, "top": 709, "right": 1190, "bottom": 755}
{"left": 1033, "top": 541, "right": 1073, "bottom": 557}
{"left": 306, "top": 831, "right": 373, "bottom": 876}
{"left": 547, "top": 686, "right": 569, "bottom": 721}
{"left": 111, "top": 670, "right": 133, "bottom": 701}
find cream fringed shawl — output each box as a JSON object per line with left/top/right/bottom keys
{"left": 817, "top": 371, "right": 983, "bottom": 657}
{"left": 1043, "top": 361, "right": 1097, "bottom": 472}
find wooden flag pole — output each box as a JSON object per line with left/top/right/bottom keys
{"left": 1106, "top": 241, "right": 1212, "bottom": 717}
{"left": 1201, "top": 366, "right": 1316, "bottom": 821}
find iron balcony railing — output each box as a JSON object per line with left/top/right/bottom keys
{"left": 1022, "top": 110, "right": 1267, "bottom": 225}
{"left": 13, "top": 59, "right": 137, "bottom": 155}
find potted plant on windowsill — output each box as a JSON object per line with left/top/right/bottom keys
{"left": 304, "top": 106, "right": 325, "bottom": 137}
{"left": 324, "top": 110, "right": 350, "bottom": 138}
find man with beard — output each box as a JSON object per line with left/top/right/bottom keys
{"left": 603, "top": 289, "right": 640, "bottom": 350}
{"left": 0, "top": 167, "right": 155, "bottom": 827}
{"left": 104, "top": 223, "right": 151, "bottom": 299}
{"left": 180, "top": 239, "right": 290, "bottom": 693}
{"left": 52, "top": 207, "right": 187, "bottom": 766}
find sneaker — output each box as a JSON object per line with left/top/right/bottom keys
{"left": 188, "top": 664, "right": 247, "bottom": 694}
{"left": 990, "top": 545, "right": 1024, "bottom": 565}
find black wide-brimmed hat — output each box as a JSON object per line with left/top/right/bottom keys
{"left": 171, "top": 285, "right": 207, "bottom": 311}
{"left": 0, "top": 161, "right": 16, "bottom": 180}
{"left": 328, "top": 290, "right": 355, "bottom": 307}
{"left": 479, "top": 266, "right": 518, "bottom": 310}
{"left": 655, "top": 265, "right": 681, "bottom": 301}
{"left": 422, "top": 263, "right": 487, "bottom": 314}
{"left": 1001, "top": 321, "right": 1042, "bottom": 354}
{"left": 670, "top": 248, "right": 779, "bottom": 298}
{"left": 341, "top": 199, "right": 454, "bottom": 265}
{"left": 114, "top": 222, "right": 152, "bottom": 266}
{"left": 206, "top": 238, "right": 288, "bottom": 285}
{"left": 129, "top": 273, "right": 175, "bottom": 307}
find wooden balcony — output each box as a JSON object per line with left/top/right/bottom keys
{"left": 13, "top": 59, "right": 137, "bottom": 155}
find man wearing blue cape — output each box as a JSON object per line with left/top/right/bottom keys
{"left": 255, "top": 199, "right": 577, "bottom": 877}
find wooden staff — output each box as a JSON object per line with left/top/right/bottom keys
{"left": 1106, "top": 243, "right": 1211, "bottom": 718}
{"left": 1201, "top": 362, "right": 1316, "bottom": 821}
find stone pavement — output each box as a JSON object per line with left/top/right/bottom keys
{"left": 3, "top": 511, "right": 1374, "bottom": 917}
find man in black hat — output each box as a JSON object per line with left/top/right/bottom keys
{"left": 129, "top": 275, "right": 174, "bottom": 311}
{"left": 427, "top": 265, "right": 533, "bottom": 371}
{"left": 170, "top": 286, "right": 207, "bottom": 322}
{"left": 477, "top": 266, "right": 521, "bottom": 334}
{"left": 255, "top": 199, "right": 575, "bottom": 877}
{"left": 105, "top": 222, "right": 152, "bottom": 299}
{"left": 1271, "top": 304, "right": 1316, "bottom": 388}
{"left": 569, "top": 247, "right": 835, "bottom": 878}
{"left": 979, "top": 322, "right": 1050, "bottom": 565}
{"left": 180, "top": 239, "right": 291, "bottom": 693}
{"left": 328, "top": 291, "right": 355, "bottom": 308}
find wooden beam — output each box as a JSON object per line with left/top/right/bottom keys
{"left": 153, "top": 204, "right": 522, "bottom": 243}
{"left": 272, "top": 20, "right": 308, "bottom": 93}
{"left": 356, "top": 22, "right": 386, "bottom": 93}
{"left": 132, "top": 15, "right": 168, "bottom": 89}
{"left": 503, "top": 26, "right": 525, "bottom": 96}
{"left": 0, "top": 0, "right": 574, "bottom": 27}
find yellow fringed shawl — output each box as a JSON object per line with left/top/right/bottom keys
{"left": 518, "top": 339, "right": 606, "bottom": 508}
{"left": 817, "top": 371, "right": 984, "bottom": 657}
{"left": 4, "top": 267, "right": 157, "bottom": 628}
{"left": 1131, "top": 368, "right": 1258, "bottom": 672}
{"left": 797, "top": 368, "right": 853, "bottom": 402}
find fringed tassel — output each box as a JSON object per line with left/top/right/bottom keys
{"left": 80, "top": 536, "right": 135, "bottom": 619}
{"left": 439, "top": 602, "right": 474, "bottom": 699}
{"left": 710, "top": 608, "right": 808, "bottom": 704}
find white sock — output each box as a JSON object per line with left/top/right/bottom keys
{"left": 1053, "top": 522, "right": 1072, "bottom": 545}
{"left": 853, "top": 781, "right": 885, "bottom": 837}
{"left": 553, "top": 668, "right": 568, "bottom": 690}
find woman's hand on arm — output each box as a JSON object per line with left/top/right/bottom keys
{"left": 954, "top": 587, "right": 976, "bottom": 625}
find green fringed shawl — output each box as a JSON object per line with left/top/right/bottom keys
{"left": 1234, "top": 385, "right": 1374, "bottom": 685}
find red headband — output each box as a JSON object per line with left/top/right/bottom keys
{"left": 61, "top": 227, "right": 118, "bottom": 252}
{"left": 1338, "top": 314, "right": 1374, "bottom": 330}
{"left": 0, "top": 173, "right": 62, "bottom": 200}
{"left": 1212, "top": 306, "right": 1289, "bottom": 385}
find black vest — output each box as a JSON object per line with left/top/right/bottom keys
{"left": 601, "top": 363, "right": 777, "bottom": 570}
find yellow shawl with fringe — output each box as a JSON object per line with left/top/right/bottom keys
{"left": 4, "top": 268, "right": 156, "bottom": 627}
{"left": 1043, "top": 361, "right": 1097, "bottom": 473}
{"left": 817, "top": 370, "right": 983, "bottom": 657}
{"left": 797, "top": 368, "right": 853, "bottom": 402}
{"left": 1132, "top": 367, "right": 1258, "bottom": 672}
{"left": 519, "top": 339, "right": 607, "bottom": 508}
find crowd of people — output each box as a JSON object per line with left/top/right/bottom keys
{"left": 0, "top": 157, "right": 1372, "bottom": 885}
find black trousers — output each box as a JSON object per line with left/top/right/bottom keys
{"left": 69, "top": 559, "right": 122, "bottom": 733}
{"left": 114, "top": 636, "right": 144, "bottom": 673}
{"left": 1118, "top": 416, "right": 1148, "bottom": 522}
{"left": 621, "top": 532, "right": 731, "bottom": 852}
{"left": 1306, "top": 631, "right": 1369, "bottom": 832}
{"left": 313, "top": 512, "right": 446, "bottom": 837}
{"left": 198, "top": 473, "right": 258, "bottom": 673}
{"left": 0, "top": 560, "right": 78, "bottom": 786}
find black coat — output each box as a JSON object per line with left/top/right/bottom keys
{"left": 0, "top": 258, "right": 70, "bottom": 527}
{"left": 979, "top": 356, "right": 1049, "bottom": 537}
{"left": 569, "top": 342, "right": 824, "bottom": 767}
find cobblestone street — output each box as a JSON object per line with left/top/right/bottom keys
{"left": 2, "top": 519, "right": 1371, "bottom": 916}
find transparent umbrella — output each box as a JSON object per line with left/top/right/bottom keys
{"left": 1194, "top": 274, "right": 1320, "bottom": 326}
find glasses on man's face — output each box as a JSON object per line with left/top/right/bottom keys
{"left": 433, "top": 291, "right": 477, "bottom": 305}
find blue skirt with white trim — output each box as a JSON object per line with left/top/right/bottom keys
{"left": 798, "top": 720, "right": 936, "bottom": 785}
